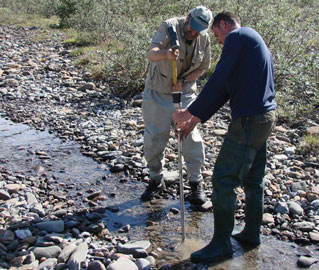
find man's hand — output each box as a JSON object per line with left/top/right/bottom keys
{"left": 173, "top": 109, "right": 201, "bottom": 140}
{"left": 167, "top": 48, "right": 179, "bottom": 61}
{"left": 172, "top": 80, "right": 182, "bottom": 91}
{"left": 147, "top": 47, "right": 179, "bottom": 62}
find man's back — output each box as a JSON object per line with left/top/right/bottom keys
{"left": 188, "top": 26, "right": 277, "bottom": 122}
{"left": 222, "top": 27, "right": 277, "bottom": 119}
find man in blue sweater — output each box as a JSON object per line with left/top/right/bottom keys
{"left": 173, "top": 11, "right": 277, "bottom": 263}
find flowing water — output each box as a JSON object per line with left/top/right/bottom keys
{"left": 0, "top": 116, "right": 318, "bottom": 269}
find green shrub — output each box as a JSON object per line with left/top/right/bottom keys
{"left": 298, "top": 134, "right": 319, "bottom": 160}
{"left": 56, "top": 0, "right": 77, "bottom": 28}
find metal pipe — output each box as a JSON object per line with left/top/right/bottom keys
{"left": 171, "top": 91, "right": 185, "bottom": 242}
{"left": 178, "top": 128, "right": 186, "bottom": 241}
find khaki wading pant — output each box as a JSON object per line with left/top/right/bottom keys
{"left": 142, "top": 87, "right": 205, "bottom": 183}
{"left": 211, "top": 110, "right": 277, "bottom": 238}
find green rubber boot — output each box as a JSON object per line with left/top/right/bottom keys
{"left": 191, "top": 173, "right": 236, "bottom": 263}
{"left": 231, "top": 185, "right": 263, "bottom": 246}
{"left": 231, "top": 143, "right": 266, "bottom": 247}
{"left": 190, "top": 236, "right": 233, "bottom": 264}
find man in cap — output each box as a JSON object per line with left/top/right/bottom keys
{"left": 141, "top": 6, "right": 212, "bottom": 207}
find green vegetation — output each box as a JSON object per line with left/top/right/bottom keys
{"left": 0, "top": 0, "right": 318, "bottom": 123}
{"left": 298, "top": 134, "right": 319, "bottom": 160}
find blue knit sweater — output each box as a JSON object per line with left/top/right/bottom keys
{"left": 188, "top": 27, "right": 277, "bottom": 122}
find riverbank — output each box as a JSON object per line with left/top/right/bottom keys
{"left": 1, "top": 24, "right": 319, "bottom": 269}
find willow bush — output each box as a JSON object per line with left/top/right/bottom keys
{"left": 0, "top": 0, "right": 318, "bottom": 122}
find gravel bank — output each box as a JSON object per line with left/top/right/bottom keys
{"left": 1, "top": 25, "right": 319, "bottom": 269}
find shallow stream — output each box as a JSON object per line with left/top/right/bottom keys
{"left": 0, "top": 116, "right": 318, "bottom": 269}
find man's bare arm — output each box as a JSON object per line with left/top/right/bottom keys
{"left": 147, "top": 47, "right": 179, "bottom": 62}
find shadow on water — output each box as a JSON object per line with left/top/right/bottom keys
{"left": 1, "top": 116, "right": 319, "bottom": 269}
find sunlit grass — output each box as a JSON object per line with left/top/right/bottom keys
{"left": 0, "top": 8, "right": 58, "bottom": 28}
{"left": 298, "top": 134, "right": 319, "bottom": 160}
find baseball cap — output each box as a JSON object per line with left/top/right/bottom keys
{"left": 189, "top": 6, "right": 212, "bottom": 35}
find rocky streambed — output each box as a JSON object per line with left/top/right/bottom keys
{"left": 1, "top": 25, "right": 319, "bottom": 269}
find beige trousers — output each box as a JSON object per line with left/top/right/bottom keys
{"left": 142, "top": 88, "right": 205, "bottom": 183}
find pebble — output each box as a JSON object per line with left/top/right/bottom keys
{"left": 297, "top": 256, "right": 318, "bottom": 268}
{"left": 67, "top": 242, "right": 88, "bottom": 270}
{"left": 287, "top": 201, "right": 304, "bottom": 216}
{"left": 33, "top": 220, "right": 65, "bottom": 233}
{"left": 89, "top": 260, "right": 107, "bottom": 270}
{"left": 107, "top": 257, "right": 138, "bottom": 270}
{"left": 136, "top": 258, "right": 152, "bottom": 270}
{"left": 117, "top": 240, "right": 150, "bottom": 258}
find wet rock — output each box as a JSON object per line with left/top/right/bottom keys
{"left": 87, "top": 221, "right": 105, "bottom": 234}
{"left": 309, "top": 231, "right": 319, "bottom": 243}
{"left": 284, "top": 146, "right": 296, "bottom": 155}
{"left": 0, "top": 229, "right": 15, "bottom": 243}
{"left": 15, "top": 229, "right": 32, "bottom": 240}
{"left": 78, "top": 82, "right": 95, "bottom": 92}
{"left": 0, "top": 190, "right": 11, "bottom": 200}
{"left": 29, "top": 203, "right": 45, "bottom": 217}
{"left": 67, "top": 242, "right": 88, "bottom": 270}
{"left": 287, "top": 201, "right": 304, "bottom": 216}
{"left": 169, "top": 208, "right": 179, "bottom": 215}
{"left": 262, "top": 213, "right": 275, "bottom": 225}
{"left": 10, "top": 255, "right": 26, "bottom": 267}
{"left": 312, "top": 185, "right": 319, "bottom": 194}
{"left": 24, "top": 252, "right": 36, "bottom": 264}
{"left": 118, "top": 224, "right": 131, "bottom": 233}
{"left": 159, "top": 264, "right": 172, "bottom": 270}
{"left": 32, "top": 246, "right": 62, "bottom": 259}
{"left": 163, "top": 171, "right": 179, "bottom": 184}
{"left": 39, "top": 258, "right": 57, "bottom": 270}
{"left": 213, "top": 129, "right": 227, "bottom": 136}
{"left": 297, "top": 256, "right": 318, "bottom": 268}
{"left": 290, "top": 182, "right": 307, "bottom": 193}
{"left": 136, "top": 258, "right": 151, "bottom": 270}
{"left": 107, "top": 257, "right": 138, "bottom": 270}
{"left": 274, "top": 201, "right": 289, "bottom": 214}
{"left": 58, "top": 243, "right": 77, "bottom": 263}
{"left": 87, "top": 191, "right": 102, "bottom": 200}
{"left": 5, "top": 183, "right": 25, "bottom": 193}
{"left": 110, "top": 164, "right": 125, "bottom": 173}
{"left": 306, "top": 192, "right": 319, "bottom": 202}
{"left": 88, "top": 260, "right": 107, "bottom": 270}
{"left": 273, "top": 154, "right": 288, "bottom": 161}
{"left": 4, "top": 78, "right": 19, "bottom": 87}
{"left": 26, "top": 192, "right": 38, "bottom": 205}
{"left": 293, "top": 221, "right": 315, "bottom": 232}
{"left": 310, "top": 199, "right": 319, "bottom": 210}
{"left": 117, "top": 240, "right": 151, "bottom": 258}
{"left": 33, "top": 219, "right": 64, "bottom": 233}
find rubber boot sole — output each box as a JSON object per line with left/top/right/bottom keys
{"left": 191, "top": 251, "right": 233, "bottom": 264}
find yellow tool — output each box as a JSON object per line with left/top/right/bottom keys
{"left": 172, "top": 58, "right": 177, "bottom": 86}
